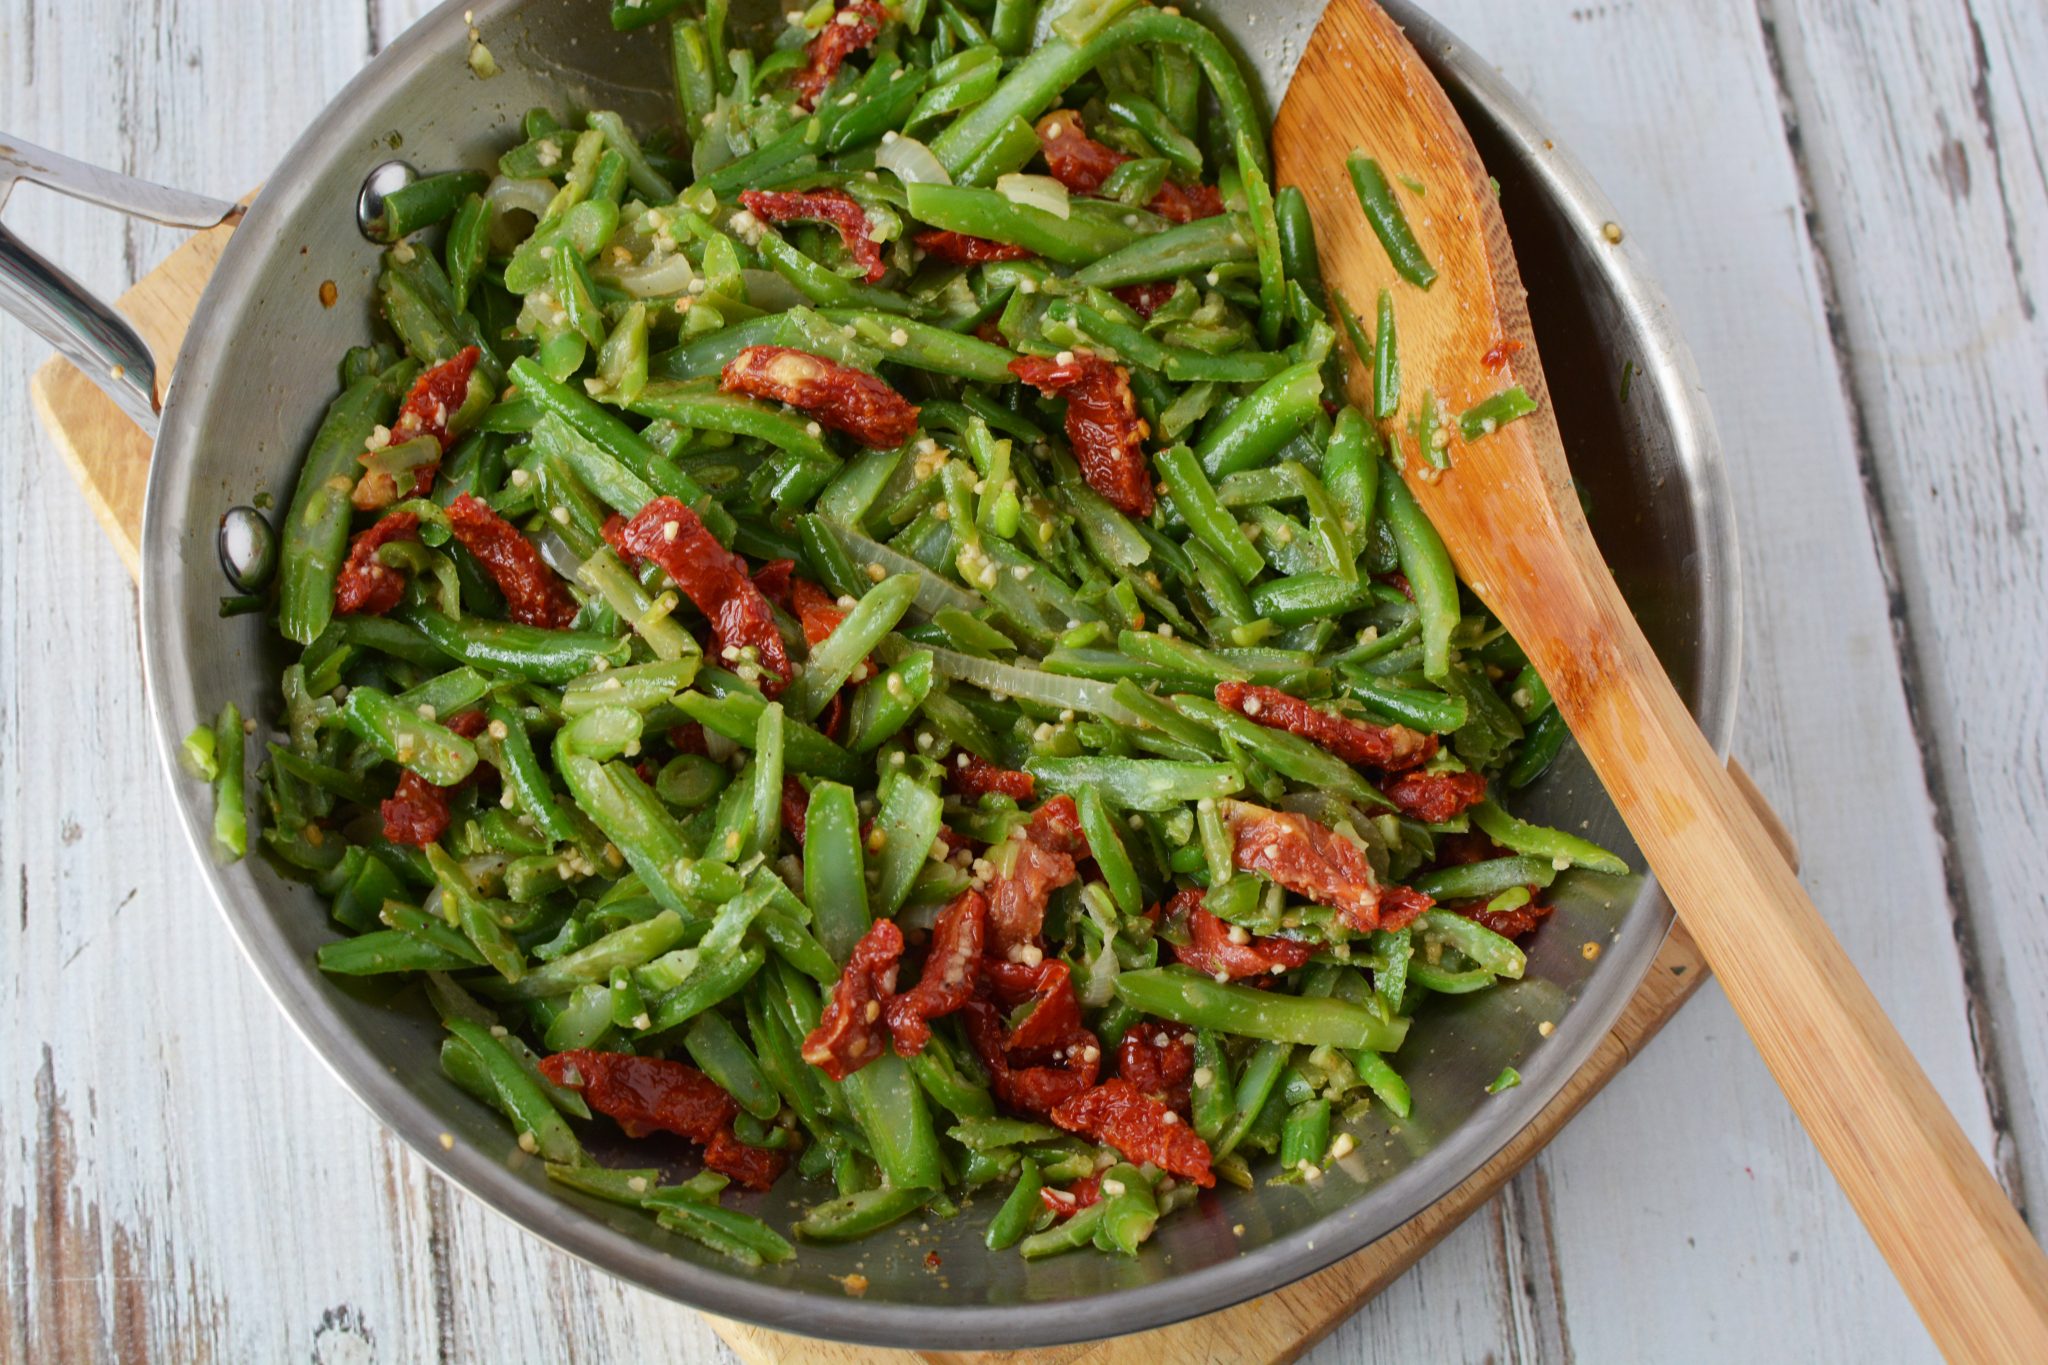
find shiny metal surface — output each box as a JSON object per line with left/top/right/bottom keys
{"left": 0, "top": 135, "right": 241, "bottom": 430}
{"left": 120, "top": 0, "right": 1735, "bottom": 1349}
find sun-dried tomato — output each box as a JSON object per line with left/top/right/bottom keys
{"left": 1113, "top": 281, "right": 1177, "bottom": 319}
{"left": 702, "top": 1127, "right": 789, "bottom": 1191}
{"left": 1009, "top": 351, "right": 1154, "bottom": 518}
{"left": 1378, "top": 883, "right": 1434, "bottom": 931}
{"left": 1035, "top": 111, "right": 1226, "bottom": 225}
{"left": 1382, "top": 770, "right": 1489, "bottom": 824}
{"left": 1040, "top": 1172, "right": 1101, "bottom": 1218}
{"left": 741, "top": 189, "right": 888, "bottom": 284}
{"left": 606, "top": 498, "right": 792, "bottom": 695}
{"left": 802, "top": 918, "right": 904, "bottom": 1081}
{"left": 790, "top": 0, "right": 887, "bottom": 108}
{"left": 354, "top": 347, "right": 484, "bottom": 508}
{"left": 780, "top": 775, "right": 811, "bottom": 845}
{"left": 335, "top": 511, "right": 420, "bottom": 617}
{"left": 540, "top": 1050, "right": 784, "bottom": 1189}
{"left": 1026, "top": 794, "right": 1090, "bottom": 856}
{"left": 380, "top": 772, "right": 452, "bottom": 847}
{"left": 1052, "top": 1078, "right": 1214, "bottom": 1187}
{"left": 1216, "top": 681, "right": 1437, "bottom": 773}
{"left": 946, "top": 753, "right": 1036, "bottom": 802}
{"left": 1378, "top": 571, "right": 1415, "bottom": 600}
{"left": 757, "top": 559, "right": 855, "bottom": 650}
{"left": 1452, "top": 897, "right": 1551, "bottom": 940}
{"left": 914, "top": 229, "right": 1036, "bottom": 264}
{"left": 1224, "top": 799, "right": 1410, "bottom": 934}
{"left": 539, "top": 1050, "right": 735, "bottom": 1144}
{"left": 445, "top": 492, "right": 578, "bottom": 630}
{"left": 1161, "top": 887, "right": 1319, "bottom": 981}
{"left": 669, "top": 722, "right": 710, "bottom": 755}
{"left": 1117, "top": 1020, "right": 1195, "bottom": 1114}
{"left": 984, "top": 958, "right": 1089, "bottom": 1054}
{"left": 985, "top": 806, "right": 1083, "bottom": 959}
{"left": 721, "top": 346, "right": 920, "bottom": 450}
{"left": 885, "top": 889, "right": 986, "bottom": 1056}
{"left": 962, "top": 1000, "right": 1100, "bottom": 1119}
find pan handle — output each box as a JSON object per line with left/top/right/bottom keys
{"left": 0, "top": 135, "right": 242, "bottom": 435}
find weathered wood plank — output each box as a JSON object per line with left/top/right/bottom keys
{"left": 0, "top": 3, "right": 447, "bottom": 1363}
{"left": 1355, "top": 3, "right": 2007, "bottom": 1362}
{"left": 1756, "top": 0, "right": 2048, "bottom": 1224}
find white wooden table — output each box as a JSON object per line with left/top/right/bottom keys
{"left": 3, "top": 1, "right": 2043, "bottom": 1359}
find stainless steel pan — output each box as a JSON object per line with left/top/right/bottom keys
{"left": 1, "top": 0, "right": 1738, "bottom": 1348}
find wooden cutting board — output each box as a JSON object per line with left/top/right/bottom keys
{"left": 30, "top": 220, "right": 1790, "bottom": 1365}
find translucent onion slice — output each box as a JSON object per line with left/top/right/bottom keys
{"left": 877, "top": 132, "right": 953, "bottom": 187}
{"left": 997, "top": 173, "right": 1070, "bottom": 220}
{"left": 923, "top": 646, "right": 1145, "bottom": 726}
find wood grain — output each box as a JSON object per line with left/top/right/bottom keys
{"left": 1277, "top": 3, "right": 2048, "bottom": 1360}
{"left": 1, "top": 0, "right": 2033, "bottom": 1361}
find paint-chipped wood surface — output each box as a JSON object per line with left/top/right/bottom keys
{"left": 2, "top": 1, "right": 2041, "bottom": 1361}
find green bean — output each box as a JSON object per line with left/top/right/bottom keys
{"left": 1340, "top": 673, "right": 1469, "bottom": 734}
{"left": 1019, "top": 1201, "right": 1109, "bottom": 1259}
{"left": 1506, "top": 707, "right": 1571, "bottom": 789}
{"left": 1090, "top": 1164, "right": 1159, "bottom": 1256}
{"left": 643, "top": 943, "right": 767, "bottom": 1033}
{"left": 795, "top": 781, "right": 867, "bottom": 967}
{"left": 904, "top": 184, "right": 1137, "bottom": 264}
{"left": 588, "top": 110, "right": 674, "bottom": 203}
{"left": 1194, "top": 360, "right": 1325, "bottom": 479}
{"left": 628, "top": 381, "right": 835, "bottom": 465}
{"left": 610, "top": 0, "right": 691, "bottom": 30}
{"left": 317, "top": 929, "right": 476, "bottom": 976}
{"left": 1459, "top": 386, "right": 1539, "bottom": 442}
{"left": 1287, "top": 459, "right": 1356, "bottom": 585}
{"left": 1273, "top": 185, "right": 1324, "bottom": 306}
{"left": 1234, "top": 130, "right": 1288, "bottom": 350}
{"left": 685, "top": 1010, "right": 780, "bottom": 1120}
{"left": 1189, "top": 1028, "right": 1235, "bottom": 1143}
{"left": 1073, "top": 214, "right": 1256, "bottom": 288}
{"left": 675, "top": 687, "right": 865, "bottom": 782}
{"left": 1416, "top": 907, "right": 1526, "bottom": 980}
{"left": 576, "top": 549, "right": 697, "bottom": 664}
{"left": 1470, "top": 800, "right": 1627, "bottom": 875}
{"left": 1156, "top": 445, "right": 1264, "bottom": 584}
{"left": 1373, "top": 288, "right": 1400, "bottom": 420}
{"left": 1114, "top": 968, "right": 1410, "bottom": 1051}
{"left": 444, "top": 193, "right": 490, "bottom": 315}
{"left": 1346, "top": 153, "right": 1437, "bottom": 289}
{"left": 985, "top": 1158, "right": 1043, "bottom": 1250}
{"left": 906, "top": 1032, "right": 997, "bottom": 1120}
{"left": 444, "top": 1018, "right": 584, "bottom": 1163}
{"left": 1066, "top": 300, "right": 1287, "bottom": 384}
{"left": 654, "top": 1199, "right": 795, "bottom": 1267}
{"left": 1279, "top": 1098, "right": 1331, "bottom": 1172}
{"left": 1247, "top": 574, "right": 1372, "bottom": 627}
{"left": 788, "top": 574, "right": 919, "bottom": 720}
{"left": 1171, "top": 694, "right": 1387, "bottom": 808}
{"left": 1376, "top": 469, "right": 1457, "bottom": 681}
{"left": 1026, "top": 757, "right": 1242, "bottom": 812}
{"left": 820, "top": 310, "right": 1019, "bottom": 383}
{"left": 341, "top": 686, "right": 478, "bottom": 787}
{"left": 425, "top": 844, "right": 525, "bottom": 983}
{"left": 1075, "top": 786, "right": 1142, "bottom": 918}
{"left": 845, "top": 1052, "right": 945, "bottom": 1193}
{"left": 562, "top": 657, "right": 699, "bottom": 716}
{"left": 872, "top": 770, "right": 945, "bottom": 915}
{"left": 279, "top": 361, "right": 414, "bottom": 644}
{"left": 1410, "top": 855, "right": 1558, "bottom": 903}
{"left": 499, "top": 912, "right": 688, "bottom": 1001}
{"left": 795, "top": 1185, "right": 931, "bottom": 1243}
{"left": 368, "top": 170, "right": 490, "bottom": 243}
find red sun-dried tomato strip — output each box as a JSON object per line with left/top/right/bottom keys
{"left": 781, "top": 775, "right": 811, "bottom": 845}
{"left": 1377, "top": 883, "right": 1434, "bottom": 932}
{"left": 741, "top": 189, "right": 888, "bottom": 284}
{"left": 1382, "top": 770, "right": 1489, "bottom": 824}
{"left": 1040, "top": 1172, "right": 1102, "bottom": 1218}
{"left": 356, "top": 346, "right": 484, "bottom": 508}
{"left": 605, "top": 497, "right": 792, "bottom": 695}
{"left": 538, "top": 1050, "right": 785, "bottom": 1190}
{"left": 1215, "top": 681, "right": 1437, "bottom": 773}
{"left": 757, "top": 559, "right": 871, "bottom": 724}
{"left": 1052, "top": 1078, "right": 1214, "bottom": 1188}
{"left": 1452, "top": 897, "right": 1552, "bottom": 940}
{"left": 702, "top": 1127, "right": 790, "bottom": 1191}
{"left": 446, "top": 492, "right": 579, "bottom": 629}
{"left": 946, "top": 753, "right": 1036, "bottom": 802}
{"left": 669, "top": 722, "right": 710, "bottom": 755}
{"left": 1482, "top": 337, "right": 1526, "bottom": 371}
{"left": 1161, "top": 887, "right": 1319, "bottom": 982}
{"left": 914, "top": 229, "right": 1037, "bottom": 264}
{"left": 1034, "top": 111, "right": 1227, "bottom": 225}
{"left": 884, "top": 889, "right": 987, "bottom": 1056}
{"left": 1113, "top": 281, "right": 1177, "bottom": 319}
{"left": 984, "top": 959, "right": 1089, "bottom": 1054}
{"left": 984, "top": 796, "right": 1090, "bottom": 959}
{"left": 1223, "top": 799, "right": 1404, "bottom": 934}
{"left": 335, "top": 511, "right": 421, "bottom": 617}
{"left": 962, "top": 1000, "right": 1100, "bottom": 1120}
{"left": 1116, "top": 1020, "right": 1195, "bottom": 1115}
{"left": 1010, "top": 351, "right": 1154, "bottom": 518}
{"left": 801, "top": 918, "right": 904, "bottom": 1081}
{"left": 790, "top": 0, "right": 887, "bottom": 109}
{"left": 721, "top": 345, "right": 920, "bottom": 450}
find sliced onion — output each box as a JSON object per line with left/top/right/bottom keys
{"left": 820, "top": 521, "right": 985, "bottom": 618}
{"left": 485, "top": 175, "right": 558, "bottom": 252}
{"left": 607, "top": 250, "right": 698, "bottom": 298}
{"left": 924, "top": 646, "right": 1145, "bottom": 726}
{"left": 998, "top": 173, "right": 1070, "bottom": 220}
{"left": 877, "top": 132, "right": 953, "bottom": 187}
{"left": 536, "top": 529, "right": 587, "bottom": 582}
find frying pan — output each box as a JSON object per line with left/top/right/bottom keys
{"left": 0, "top": 0, "right": 1738, "bottom": 1348}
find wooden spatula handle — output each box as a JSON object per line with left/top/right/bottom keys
{"left": 1555, "top": 568, "right": 2048, "bottom": 1362}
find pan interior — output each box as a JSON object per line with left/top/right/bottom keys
{"left": 139, "top": 0, "right": 1735, "bottom": 1347}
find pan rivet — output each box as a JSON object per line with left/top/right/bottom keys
{"left": 357, "top": 160, "right": 417, "bottom": 240}
{"left": 218, "top": 506, "right": 277, "bottom": 592}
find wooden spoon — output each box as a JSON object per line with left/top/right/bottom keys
{"left": 1276, "top": 2, "right": 2048, "bottom": 1356}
